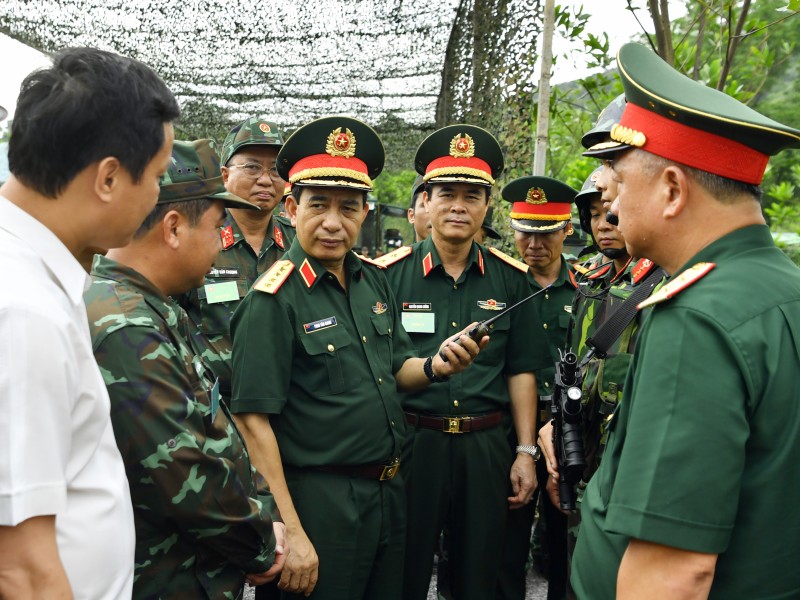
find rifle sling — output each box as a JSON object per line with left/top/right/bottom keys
{"left": 584, "top": 266, "right": 666, "bottom": 359}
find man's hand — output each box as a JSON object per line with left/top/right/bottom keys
{"left": 277, "top": 526, "right": 319, "bottom": 597}
{"left": 507, "top": 453, "right": 537, "bottom": 509}
{"left": 537, "top": 420, "right": 570, "bottom": 514}
{"left": 432, "top": 322, "right": 489, "bottom": 378}
{"left": 246, "top": 521, "right": 288, "bottom": 586}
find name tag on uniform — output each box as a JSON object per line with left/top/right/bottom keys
{"left": 204, "top": 281, "right": 240, "bottom": 304}
{"left": 402, "top": 311, "right": 435, "bottom": 333}
{"left": 304, "top": 316, "right": 338, "bottom": 333}
{"left": 208, "top": 266, "right": 240, "bottom": 278}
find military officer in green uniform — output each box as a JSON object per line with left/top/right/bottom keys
{"left": 496, "top": 176, "right": 579, "bottom": 600}
{"left": 178, "top": 117, "right": 295, "bottom": 400}
{"left": 85, "top": 139, "right": 285, "bottom": 599}
{"left": 230, "top": 117, "right": 486, "bottom": 600}
{"left": 379, "top": 125, "right": 550, "bottom": 600}
{"left": 538, "top": 102, "right": 664, "bottom": 599}
{"left": 570, "top": 43, "right": 800, "bottom": 599}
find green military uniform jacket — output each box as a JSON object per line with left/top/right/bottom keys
{"left": 573, "top": 225, "right": 800, "bottom": 599}
{"left": 86, "top": 256, "right": 278, "bottom": 600}
{"left": 230, "top": 242, "right": 416, "bottom": 467}
{"left": 526, "top": 256, "right": 578, "bottom": 405}
{"left": 382, "top": 237, "right": 549, "bottom": 415}
{"left": 179, "top": 211, "right": 295, "bottom": 396}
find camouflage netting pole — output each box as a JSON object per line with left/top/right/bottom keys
{"left": 533, "top": 0, "right": 554, "bottom": 176}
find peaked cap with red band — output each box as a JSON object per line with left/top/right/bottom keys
{"left": 277, "top": 116, "right": 384, "bottom": 191}
{"left": 584, "top": 43, "right": 800, "bottom": 184}
{"left": 502, "top": 175, "right": 577, "bottom": 234}
{"left": 414, "top": 124, "right": 504, "bottom": 187}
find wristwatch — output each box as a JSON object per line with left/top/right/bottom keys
{"left": 516, "top": 444, "right": 542, "bottom": 461}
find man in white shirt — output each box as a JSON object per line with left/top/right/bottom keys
{"left": 0, "top": 47, "right": 179, "bottom": 598}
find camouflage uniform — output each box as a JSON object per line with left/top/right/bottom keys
{"left": 178, "top": 212, "right": 295, "bottom": 395}
{"left": 565, "top": 257, "right": 659, "bottom": 578}
{"left": 87, "top": 255, "right": 279, "bottom": 600}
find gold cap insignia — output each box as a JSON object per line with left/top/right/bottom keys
{"left": 326, "top": 127, "right": 357, "bottom": 158}
{"left": 259, "top": 123, "right": 271, "bottom": 133}
{"left": 526, "top": 187, "right": 547, "bottom": 204}
{"left": 610, "top": 124, "right": 646, "bottom": 147}
{"left": 449, "top": 133, "right": 475, "bottom": 158}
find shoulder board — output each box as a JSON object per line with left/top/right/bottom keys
{"left": 275, "top": 214, "right": 294, "bottom": 228}
{"left": 632, "top": 258, "right": 657, "bottom": 285}
{"left": 567, "top": 266, "right": 578, "bottom": 288}
{"left": 357, "top": 253, "right": 386, "bottom": 269}
{"left": 375, "top": 246, "right": 412, "bottom": 268}
{"left": 637, "top": 263, "right": 715, "bottom": 309}
{"left": 253, "top": 260, "right": 295, "bottom": 295}
{"left": 487, "top": 247, "right": 528, "bottom": 274}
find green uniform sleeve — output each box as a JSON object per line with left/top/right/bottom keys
{"left": 96, "top": 326, "right": 277, "bottom": 574}
{"left": 230, "top": 290, "right": 294, "bottom": 414}
{"left": 604, "top": 307, "right": 746, "bottom": 553}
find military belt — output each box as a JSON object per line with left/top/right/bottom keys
{"left": 404, "top": 411, "right": 502, "bottom": 434}
{"left": 312, "top": 458, "right": 401, "bottom": 481}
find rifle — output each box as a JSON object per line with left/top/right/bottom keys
{"left": 551, "top": 348, "right": 590, "bottom": 512}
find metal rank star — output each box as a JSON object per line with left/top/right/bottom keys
{"left": 326, "top": 127, "right": 357, "bottom": 158}
{"left": 526, "top": 187, "right": 547, "bottom": 204}
{"left": 449, "top": 133, "right": 475, "bottom": 158}
{"left": 259, "top": 122, "right": 271, "bottom": 133}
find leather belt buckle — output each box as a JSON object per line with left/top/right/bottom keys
{"left": 380, "top": 458, "right": 400, "bottom": 481}
{"left": 444, "top": 416, "right": 468, "bottom": 434}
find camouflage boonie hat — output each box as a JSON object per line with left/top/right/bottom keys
{"left": 581, "top": 94, "right": 626, "bottom": 150}
{"left": 574, "top": 165, "right": 603, "bottom": 237}
{"left": 410, "top": 173, "right": 425, "bottom": 206}
{"left": 159, "top": 139, "right": 259, "bottom": 210}
{"left": 220, "top": 117, "right": 285, "bottom": 166}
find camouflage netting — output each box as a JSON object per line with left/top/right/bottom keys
{"left": 0, "top": 0, "right": 542, "bottom": 172}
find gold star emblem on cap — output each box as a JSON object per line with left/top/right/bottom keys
{"left": 326, "top": 127, "right": 357, "bottom": 158}
{"left": 449, "top": 133, "right": 475, "bottom": 158}
{"left": 526, "top": 187, "right": 547, "bottom": 204}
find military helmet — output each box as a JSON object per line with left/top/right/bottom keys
{"left": 574, "top": 166, "right": 603, "bottom": 239}
{"left": 581, "top": 94, "right": 626, "bottom": 150}
{"left": 220, "top": 117, "right": 286, "bottom": 166}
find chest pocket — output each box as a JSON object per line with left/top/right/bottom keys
{"left": 470, "top": 308, "right": 510, "bottom": 362}
{"left": 196, "top": 279, "right": 249, "bottom": 335}
{"left": 558, "top": 310, "right": 573, "bottom": 332}
{"left": 370, "top": 313, "right": 393, "bottom": 368}
{"left": 298, "top": 326, "right": 353, "bottom": 395}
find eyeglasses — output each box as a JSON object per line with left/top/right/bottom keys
{"left": 228, "top": 162, "right": 282, "bottom": 180}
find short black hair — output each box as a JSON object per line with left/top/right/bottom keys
{"left": 291, "top": 184, "right": 369, "bottom": 205}
{"left": 134, "top": 198, "right": 214, "bottom": 238}
{"left": 640, "top": 152, "right": 762, "bottom": 204}
{"left": 9, "top": 47, "right": 180, "bottom": 198}
{"left": 410, "top": 191, "right": 425, "bottom": 211}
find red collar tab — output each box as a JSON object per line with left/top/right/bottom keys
{"left": 274, "top": 224, "right": 285, "bottom": 250}
{"left": 477, "top": 250, "right": 485, "bottom": 275}
{"left": 299, "top": 258, "right": 317, "bottom": 288}
{"left": 610, "top": 256, "right": 634, "bottom": 284}
{"left": 632, "top": 258, "right": 656, "bottom": 284}
{"left": 588, "top": 263, "right": 612, "bottom": 280}
{"left": 619, "top": 103, "right": 769, "bottom": 185}
{"left": 220, "top": 225, "right": 235, "bottom": 250}
{"left": 567, "top": 267, "right": 578, "bottom": 288}
{"left": 422, "top": 252, "right": 434, "bottom": 277}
